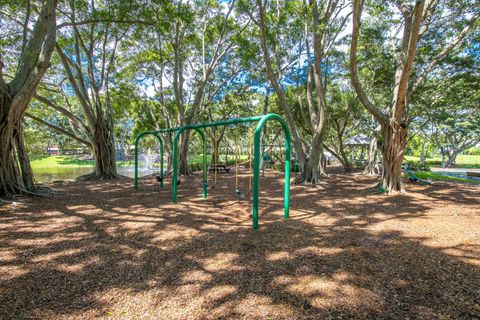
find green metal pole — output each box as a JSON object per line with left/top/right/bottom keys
{"left": 134, "top": 134, "right": 140, "bottom": 191}
{"left": 284, "top": 127, "right": 291, "bottom": 220}
{"left": 165, "top": 116, "right": 264, "bottom": 134}
{"left": 148, "top": 116, "right": 267, "bottom": 141}
{"left": 139, "top": 113, "right": 290, "bottom": 229}
{"left": 172, "top": 129, "right": 182, "bottom": 203}
{"left": 172, "top": 127, "right": 207, "bottom": 202}
{"left": 193, "top": 128, "right": 207, "bottom": 199}
{"left": 253, "top": 129, "right": 261, "bottom": 229}
{"left": 201, "top": 129, "right": 207, "bottom": 198}
{"left": 157, "top": 133, "right": 164, "bottom": 188}
{"left": 252, "top": 114, "right": 291, "bottom": 229}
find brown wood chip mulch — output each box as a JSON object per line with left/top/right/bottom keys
{"left": 1, "top": 168, "right": 479, "bottom": 319}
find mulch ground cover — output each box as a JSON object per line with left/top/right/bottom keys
{"left": 1, "top": 168, "right": 479, "bottom": 319}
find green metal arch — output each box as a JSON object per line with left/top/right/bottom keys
{"left": 171, "top": 113, "right": 291, "bottom": 229}
{"left": 135, "top": 113, "right": 291, "bottom": 230}
{"left": 252, "top": 114, "right": 291, "bottom": 229}
{"left": 134, "top": 131, "right": 164, "bottom": 191}
{"left": 172, "top": 127, "right": 208, "bottom": 200}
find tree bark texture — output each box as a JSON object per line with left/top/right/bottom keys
{"left": 0, "top": 0, "right": 57, "bottom": 198}
{"left": 363, "top": 134, "right": 379, "bottom": 175}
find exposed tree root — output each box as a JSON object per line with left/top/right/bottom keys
{"left": 368, "top": 186, "right": 386, "bottom": 195}
{"left": 367, "top": 180, "right": 407, "bottom": 195}
{"left": 293, "top": 174, "right": 327, "bottom": 186}
{"left": 1, "top": 183, "right": 61, "bottom": 201}
{"left": 76, "top": 172, "right": 120, "bottom": 181}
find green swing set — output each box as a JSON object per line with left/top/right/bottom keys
{"left": 133, "top": 113, "right": 291, "bottom": 230}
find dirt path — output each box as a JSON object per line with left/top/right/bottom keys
{"left": 1, "top": 169, "right": 479, "bottom": 319}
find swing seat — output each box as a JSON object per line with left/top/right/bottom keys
{"left": 235, "top": 189, "right": 245, "bottom": 199}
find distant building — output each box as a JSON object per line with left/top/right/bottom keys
{"left": 345, "top": 134, "right": 370, "bottom": 147}
{"left": 345, "top": 134, "right": 371, "bottom": 162}
{"left": 47, "top": 145, "right": 60, "bottom": 155}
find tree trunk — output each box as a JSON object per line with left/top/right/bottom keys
{"left": 15, "top": 123, "right": 36, "bottom": 191}
{"left": 445, "top": 150, "right": 458, "bottom": 168}
{"left": 0, "top": 116, "right": 22, "bottom": 196}
{"left": 210, "top": 141, "right": 220, "bottom": 167}
{"left": 337, "top": 136, "right": 351, "bottom": 172}
{"left": 441, "top": 146, "right": 446, "bottom": 167}
{"left": 0, "top": 0, "right": 57, "bottom": 198}
{"left": 166, "top": 152, "right": 173, "bottom": 174}
{"left": 324, "top": 145, "right": 350, "bottom": 172}
{"left": 177, "top": 132, "right": 192, "bottom": 176}
{"left": 295, "top": 143, "right": 325, "bottom": 184}
{"left": 419, "top": 135, "right": 427, "bottom": 165}
{"left": 363, "top": 135, "right": 379, "bottom": 175}
{"left": 80, "top": 119, "right": 117, "bottom": 180}
{"left": 0, "top": 95, "right": 38, "bottom": 197}
{"left": 163, "top": 133, "right": 173, "bottom": 173}
{"left": 209, "top": 130, "right": 226, "bottom": 167}
{"left": 298, "top": 158, "right": 323, "bottom": 184}
{"left": 350, "top": 0, "right": 426, "bottom": 194}
{"left": 379, "top": 122, "right": 407, "bottom": 193}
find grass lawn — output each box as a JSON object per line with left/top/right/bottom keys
{"left": 30, "top": 155, "right": 94, "bottom": 169}
{"left": 404, "top": 155, "right": 480, "bottom": 168}
{"left": 29, "top": 155, "right": 252, "bottom": 173}
{"left": 30, "top": 155, "right": 134, "bottom": 171}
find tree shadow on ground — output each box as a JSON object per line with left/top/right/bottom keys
{"left": 0, "top": 170, "right": 479, "bottom": 319}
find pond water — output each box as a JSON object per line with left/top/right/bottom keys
{"left": 33, "top": 166, "right": 157, "bottom": 182}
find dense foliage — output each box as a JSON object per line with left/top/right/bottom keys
{"left": 0, "top": 0, "right": 478, "bottom": 197}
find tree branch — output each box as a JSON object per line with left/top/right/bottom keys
{"left": 418, "top": 0, "right": 439, "bottom": 37}
{"left": 392, "top": 0, "right": 425, "bottom": 119}
{"left": 55, "top": 44, "right": 96, "bottom": 126}
{"left": 25, "top": 113, "right": 92, "bottom": 148}
{"left": 349, "top": 0, "right": 388, "bottom": 123}
{"left": 410, "top": 10, "right": 480, "bottom": 95}
{"left": 9, "top": 0, "right": 56, "bottom": 96}
{"left": 57, "top": 19, "right": 155, "bottom": 29}
{"left": 34, "top": 94, "right": 90, "bottom": 134}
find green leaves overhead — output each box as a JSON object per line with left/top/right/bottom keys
{"left": 2, "top": 0, "right": 478, "bottom": 170}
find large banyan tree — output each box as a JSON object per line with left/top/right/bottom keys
{"left": 350, "top": 0, "right": 479, "bottom": 193}
{"left": 0, "top": 0, "right": 58, "bottom": 198}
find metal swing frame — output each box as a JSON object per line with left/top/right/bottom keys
{"left": 134, "top": 113, "right": 291, "bottom": 229}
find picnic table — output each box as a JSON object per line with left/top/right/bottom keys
{"left": 209, "top": 164, "right": 230, "bottom": 173}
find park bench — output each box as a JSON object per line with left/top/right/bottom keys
{"left": 466, "top": 171, "right": 480, "bottom": 178}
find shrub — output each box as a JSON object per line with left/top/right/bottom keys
{"left": 465, "top": 148, "right": 480, "bottom": 156}
{"left": 405, "top": 160, "right": 431, "bottom": 172}
{"left": 188, "top": 162, "right": 203, "bottom": 172}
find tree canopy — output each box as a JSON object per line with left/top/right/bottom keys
{"left": 0, "top": 0, "right": 479, "bottom": 197}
